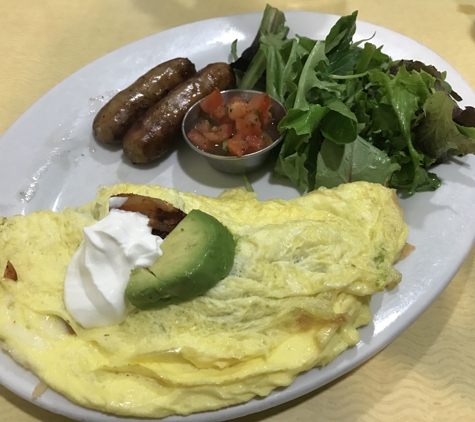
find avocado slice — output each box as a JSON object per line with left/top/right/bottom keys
{"left": 125, "top": 209, "right": 235, "bottom": 310}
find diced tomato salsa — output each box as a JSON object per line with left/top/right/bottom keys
{"left": 187, "top": 89, "right": 274, "bottom": 157}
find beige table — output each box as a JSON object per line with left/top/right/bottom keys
{"left": 1, "top": 1, "right": 474, "bottom": 421}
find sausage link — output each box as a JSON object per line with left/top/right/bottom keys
{"left": 93, "top": 58, "right": 196, "bottom": 144}
{"left": 122, "top": 62, "right": 236, "bottom": 164}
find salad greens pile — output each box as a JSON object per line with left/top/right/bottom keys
{"left": 231, "top": 5, "right": 475, "bottom": 194}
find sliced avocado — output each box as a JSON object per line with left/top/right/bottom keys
{"left": 125, "top": 209, "right": 235, "bottom": 310}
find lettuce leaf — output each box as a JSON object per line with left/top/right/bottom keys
{"left": 233, "top": 7, "right": 475, "bottom": 194}
{"left": 414, "top": 91, "right": 475, "bottom": 159}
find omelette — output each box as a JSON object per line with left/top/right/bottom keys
{"left": 0, "top": 181, "right": 408, "bottom": 418}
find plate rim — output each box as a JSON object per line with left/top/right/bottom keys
{"left": 0, "top": 9, "right": 474, "bottom": 422}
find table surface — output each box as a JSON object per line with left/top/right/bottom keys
{"left": 1, "top": 1, "right": 474, "bottom": 421}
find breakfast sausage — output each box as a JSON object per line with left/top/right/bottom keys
{"left": 93, "top": 58, "right": 197, "bottom": 144}
{"left": 122, "top": 62, "right": 236, "bottom": 164}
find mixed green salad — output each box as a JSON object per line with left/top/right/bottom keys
{"left": 231, "top": 5, "right": 475, "bottom": 194}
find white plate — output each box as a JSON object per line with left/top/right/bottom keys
{"left": 1, "top": 10, "right": 475, "bottom": 422}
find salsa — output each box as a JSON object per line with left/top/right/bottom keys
{"left": 187, "top": 89, "right": 276, "bottom": 157}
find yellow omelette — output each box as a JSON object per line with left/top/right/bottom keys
{"left": 0, "top": 181, "right": 408, "bottom": 418}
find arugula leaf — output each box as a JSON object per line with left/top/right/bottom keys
{"left": 324, "top": 11, "right": 358, "bottom": 57}
{"left": 314, "top": 137, "right": 400, "bottom": 188}
{"left": 292, "top": 41, "right": 328, "bottom": 108}
{"left": 320, "top": 98, "right": 358, "bottom": 144}
{"left": 278, "top": 105, "right": 328, "bottom": 135}
{"left": 274, "top": 129, "right": 314, "bottom": 192}
{"left": 354, "top": 42, "right": 377, "bottom": 74}
{"left": 276, "top": 97, "right": 358, "bottom": 191}
{"left": 389, "top": 161, "right": 440, "bottom": 192}
{"left": 235, "top": 5, "right": 289, "bottom": 90}
{"left": 275, "top": 105, "right": 330, "bottom": 191}
{"left": 366, "top": 67, "right": 436, "bottom": 193}
{"left": 260, "top": 42, "right": 286, "bottom": 100}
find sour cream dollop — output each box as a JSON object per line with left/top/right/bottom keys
{"left": 64, "top": 208, "right": 163, "bottom": 328}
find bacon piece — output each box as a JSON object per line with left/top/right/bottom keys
{"left": 3, "top": 261, "right": 17, "bottom": 281}
{"left": 110, "top": 194, "right": 186, "bottom": 238}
